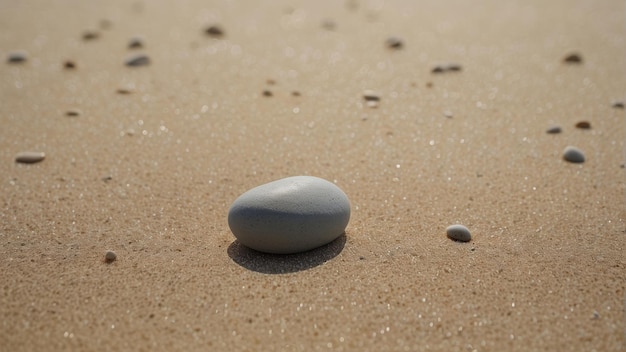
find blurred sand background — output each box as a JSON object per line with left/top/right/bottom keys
{"left": 1, "top": 0, "right": 624, "bottom": 351}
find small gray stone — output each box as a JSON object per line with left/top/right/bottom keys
{"left": 446, "top": 224, "right": 471, "bottom": 242}
{"left": 15, "top": 152, "right": 45, "bottom": 164}
{"left": 228, "top": 176, "right": 351, "bottom": 254}
{"left": 125, "top": 54, "right": 150, "bottom": 67}
{"left": 104, "top": 250, "right": 117, "bottom": 263}
{"left": 546, "top": 126, "right": 562, "bottom": 134}
{"left": 7, "top": 51, "right": 27, "bottom": 63}
{"left": 563, "top": 146, "right": 585, "bottom": 163}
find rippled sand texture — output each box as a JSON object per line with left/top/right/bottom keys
{"left": 1, "top": 1, "right": 624, "bottom": 351}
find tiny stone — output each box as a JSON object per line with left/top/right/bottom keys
{"left": 563, "top": 53, "right": 583, "bottom": 64}
{"left": 386, "top": 37, "right": 403, "bottom": 49}
{"left": 205, "top": 25, "right": 225, "bottom": 37}
{"left": 446, "top": 63, "right": 462, "bottom": 72}
{"left": 443, "top": 110, "right": 453, "bottom": 118}
{"left": 366, "top": 100, "right": 379, "bottom": 109}
{"left": 546, "top": 126, "right": 562, "bottom": 134}
{"left": 116, "top": 89, "right": 132, "bottom": 94}
{"left": 575, "top": 121, "right": 591, "bottom": 129}
{"left": 63, "top": 60, "right": 76, "bottom": 69}
{"left": 291, "top": 91, "right": 301, "bottom": 97}
{"left": 104, "top": 250, "right": 117, "bottom": 263}
{"left": 446, "top": 224, "right": 471, "bottom": 242}
{"left": 611, "top": 101, "right": 624, "bottom": 109}
{"left": 15, "top": 152, "right": 45, "bottom": 164}
{"left": 65, "top": 109, "right": 81, "bottom": 117}
{"left": 102, "top": 175, "right": 113, "bottom": 182}
{"left": 7, "top": 51, "right": 27, "bottom": 63}
{"left": 563, "top": 146, "right": 585, "bottom": 163}
{"left": 262, "top": 90, "right": 273, "bottom": 97}
{"left": 82, "top": 31, "right": 100, "bottom": 41}
{"left": 363, "top": 90, "right": 380, "bottom": 102}
{"left": 431, "top": 66, "right": 446, "bottom": 74}
{"left": 128, "top": 37, "right": 144, "bottom": 49}
{"left": 125, "top": 54, "right": 150, "bottom": 67}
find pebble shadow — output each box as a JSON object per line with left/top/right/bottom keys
{"left": 227, "top": 233, "right": 346, "bottom": 274}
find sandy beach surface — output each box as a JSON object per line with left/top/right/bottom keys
{"left": 1, "top": 1, "right": 624, "bottom": 351}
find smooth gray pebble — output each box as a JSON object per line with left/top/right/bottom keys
{"left": 563, "top": 146, "right": 585, "bottom": 163}
{"left": 546, "top": 126, "right": 562, "bottom": 134}
{"left": 105, "top": 250, "right": 117, "bottom": 262}
{"left": 125, "top": 54, "right": 150, "bottom": 67}
{"left": 446, "top": 224, "right": 471, "bottom": 242}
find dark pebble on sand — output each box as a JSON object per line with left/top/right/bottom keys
{"left": 262, "top": 90, "right": 273, "bottom": 97}
{"left": 63, "top": 60, "right": 76, "bottom": 69}
{"left": 104, "top": 250, "right": 117, "bottom": 263}
{"left": 125, "top": 54, "right": 150, "bottom": 67}
{"left": 292, "top": 91, "right": 301, "bottom": 97}
{"left": 7, "top": 51, "right": 27, "bottom": 63}
{"left": 386, "top": 37, "right": 403, "bottom": 49}
{"left": 362, "top": 90, "right": 380, "bottom": 102}
{"left": 563, "top": 53, "right": 583, "bottom": 64}
{"left": 431, "top": 66, "right": 446, "bottom": 74}
{"left": 65, "top": 109, "right": 81, "bottom": 117}
{"left": 563, "top": 146, "right": 585, "bottom": 163}
{"left": 82, "top": 31, "right": 100, "bottom": 41}
{"left": 447, "top": 63, "right": 462, "bottom": 72}
{"left": 546, "top": 126, "right": 562, "bottom": 134}
{"left": 128, "top": 37, "right": 144, "bottom": 49}
{"left": 15, "top": 152, "right": 45, "bottom": 164}
{"left": 116, "top": 89, "right": 132, "bottom": 94}
{"left": 205, "top": 25, "right": 225, "bottom": 38}
{"left": 575, "top": 121, "right": 591, "bottom": 129}
{"left": 612, "top": 101, "right": 624, "bottom": 109}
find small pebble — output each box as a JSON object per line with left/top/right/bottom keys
{"left": 116, "top": 89, "right": 133, "bottom": 94}
{"left": 63, "top": 60, "right": 76, "bottom": 69}
{"left": 104, "top": 250, "right": 117, "bottom": 263}
{"left": 563, "top": 146, "right": 585, "bottom": 163}
{"left": 443, "top": 110, "right": 453, "bottom": 118}
{"left": 65, "top": 109, "right": 81, "bottom": 117}
{"left": 228, "top": 176, "right": 351, "bottom": 254}
{"left": 366, "top": 100, "right": 379, "bottom": 109}
{"left": 386, "top": 37, "right": 403, "bottom": 49}
{"left": 446, "top": 224, "right": 471, "bottom": 242}
{"left": 446, "top": 63, "right": 462, "bottom": 72}
{"left": 362, "top": 90, "right": 380, "bottom": 102}
{"left": 611, "top": 101, "right": 624, "bottom": 109}
{"left": 15, "top": 152, "right": 45, "bottom": 164}
{"left": 82, "top": 31, "right": 100, "bottom": 41}
{"left": 431, "top": 65, "right": 446, "bottom": 74}
{"left": 7, "top": 51, "right": 27, "bottom": 63}
{"left": 205, "top": 25, "right": 225, "bottom": 37}
{"left": 563, "top": 53, "right": 583, "bottom": 64}
{"left": 575, "top": 121, "right": 591, "bottom": 129}
{"left": 546, "top": 126, "right": 562, "bottom": 134}
{"left": 125, "top": 54, "right": 150, "bottom": 67}
{"left": 291, "top": 91, "right": 301, "bottom": 97}
{"left": 262, "top": 90, "right": 273, "bottom": 97}
{"left": 128, "top": 37, "right": 144, "bottom": 49}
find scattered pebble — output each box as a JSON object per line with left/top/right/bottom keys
{"left": 104, "top": 250, "right": 117, "bottom": 263}
{"left": 116, "top": 89, "right": 133, "bottom": 94}
{"left": 447, "top": 63, "right": 463, "bottom": 72}
{"left": 291, "top": 91, "right": 301, "bottom": 97}
{"left": 63, "top": 60, "right": 76, "bottom": 69}
{"left": 443, "top": 110, "right": 453, "bottom": 118}
{"left": 65, "top": 109, "right": 81, "bottom": 117}
{"left": 563, "top": 146, "right": 585, "bottom": 163}
{"left": 362, "top": 90, "right": 380, "bottom": 102}
{"left": 7, "top": 51, "right": 27, "bottom": 63}
{"left": 612, "top": 101, "right": 624, "bottom": 109}
{"left": 228, "top": 176, "right": 351, "bottom": 254}
{"left": 262, "top": 90, "right": 273, "bottom": 97}
{"left": 563, "top": 53, "right": 583, "bottom": 64}
{"left": 205, "top": 25, "right": 225, "bottom": 37}
{"left": 82, "top": 31, "right": 100, "bottom": 41}
{"left": 125, "top": 54, "right": 150, "bottom": 67}
{"left": 575, "top": 121, "right": 591, "bottom": 129}
{"left": 386, "top": 37, "right": 403, "bottom": 49}
{"left": 546, "top": 126, "right": 562, "bottom": 134}
{"left": 128, "top": 37, "right": 144, "bottom": 49}
{"left": 431, "top": 65, "right": 446, "bottom": 74}
{"left": 431, "top": 64, "right": 463, "bottom": 74}
{"left": 15, "top": 151, "right": 45, "bottom": 164}
{"left": 446, "top": 224, "right": 471, "bottom": 242}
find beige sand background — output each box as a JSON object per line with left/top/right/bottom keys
{"left": 1, "top": 0, "right": 624, "bottom": 351}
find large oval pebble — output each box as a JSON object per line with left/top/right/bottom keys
{"left": 15, "top": 151, "right": 45, "bottom": 164}
{"left": 563, "top": 146, "right": 585, "bottom": 163}
{"left": 446, "top": 224, "right": 471, "bottom": 242}
{"left": 228, "top": 176, "right": 351, "bottom": 254}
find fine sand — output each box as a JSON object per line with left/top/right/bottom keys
{"left": 1, "top": 1, "right": 624, "bottom": 351}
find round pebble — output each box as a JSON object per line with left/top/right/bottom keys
{"left": 15, "top": 152, "right": 45, "bottom": 164}
{"left": 563, "top": 146, "right": 585, "bottom": 163}
{"left": 386, "top": 37, "right": 403, "bottom": 49}
{"left": 205, "top": 25, "right": 225, "bottom": 37}
{"left": 104, "top": 250, "right": 117, "bottom": 263}
{"left": 446, "top": 224, "right": 471, "bottom": 242}
{"left": 128, "top": 36, "right": 144, "bottom": 49}
{"left": 228, "top": 176, "right": 351, "bottom": 254}
{"left": 575, "top": 121, "right": 591, "bottom": 129}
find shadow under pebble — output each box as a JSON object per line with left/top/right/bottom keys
{"left": 227, "top": 234, "right": 346, "bottom": 274}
